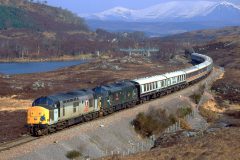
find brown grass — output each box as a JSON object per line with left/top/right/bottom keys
{"left": 199, "top": 105, "right": 219, "bottom": 123}
{"left": 0, "top": 97, "right": 32, "bottom": 111}
{"left": 179, "top": 118, "right": 192, "bottom": 130}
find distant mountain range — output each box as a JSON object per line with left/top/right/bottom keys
{"left": 82, "top": 1, "right": 240, "bottom": 36}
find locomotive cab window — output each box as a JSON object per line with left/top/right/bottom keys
{"left": 89, "top": 100, "right": 93, "bottom": 108}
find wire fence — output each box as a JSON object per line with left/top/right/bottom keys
{"left": 100, "top": 139, "right": 154, "bottom": 157}
{"left": 164, "top": 110, "right": 195, "bottom": 134}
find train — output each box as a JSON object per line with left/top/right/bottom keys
{"left": 27, "top": 53, "right": 213, "bottom": 136}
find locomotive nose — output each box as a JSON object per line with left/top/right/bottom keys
{"left": 27, "top": 106, "right": 49, "bottom": 125}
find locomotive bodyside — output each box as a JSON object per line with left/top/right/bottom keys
{"left": 93, "top": 81, "right": 138, "bottom": 115}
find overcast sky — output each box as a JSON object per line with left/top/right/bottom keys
{"left": 45, "top": 0, "right": 238, "bottom": 14}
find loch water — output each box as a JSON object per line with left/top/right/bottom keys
{"left": 0, "top": 60, "right": 87, "bottom": 75}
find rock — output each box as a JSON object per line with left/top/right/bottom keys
{"left": 32, "top": 80, "right": 45, "bottom": 90}
{"left": 11, "top": 95, "right": 17, "bottom": 98}
{"left": 3, "top": 75, "right": 10, "bottom": 79}
{"left": 182, "top": 131, "right": 198, "bottom": 137}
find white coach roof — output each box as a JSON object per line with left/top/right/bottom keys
{"left": 132, "top": 75, "right": 166, "bottom": 85}
{"left": 182, "top": 66, "right": 199, "bottom": 74}
{"left": 162, "top": 71, "right": 186, "bottom": 78}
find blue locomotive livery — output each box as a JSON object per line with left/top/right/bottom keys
{"left": 27, "top": 53, "right": 213, "bottom": 136}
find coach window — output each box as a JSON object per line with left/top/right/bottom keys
{"left": 144, "top": 84, "right": 146, "bottom": 92}
{"left": 156, "top": 82, "right": 158, "bottom": 89}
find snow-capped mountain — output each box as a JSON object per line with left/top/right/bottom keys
{"left": 83, "top": 1, "right": 240, "bottom": 36}
{"left": 84, "top": 1, "right": 240, "bottom": 22}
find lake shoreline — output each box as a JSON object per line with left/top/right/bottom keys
{"left": 0, "top": 54, "right": 95, "bottom": 63}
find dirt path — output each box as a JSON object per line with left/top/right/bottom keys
{"left": 0, "top": 67, "right": 223, "bottom": 160}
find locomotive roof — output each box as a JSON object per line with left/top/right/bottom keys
{"left": 94, "top": 81, "right": 134, "bottom": 94}
{"left": 42, "top": 89, "right": 94, "bottom": 103}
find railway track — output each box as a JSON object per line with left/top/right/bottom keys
{"left": 0, "top": 135, "right": 38, "bottom": 152}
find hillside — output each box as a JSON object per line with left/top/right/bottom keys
{"left": 0, "top": 0, "right": 94, "bottom": 60}
{"left": 163, "top": 26, "right": 240, "bottom": 44}
{"left": 0, "top": 0, "right": 88, "bottom": 31}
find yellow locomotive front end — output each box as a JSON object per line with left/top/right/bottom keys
{"left": 27, "top": 106, "right": 50, "bottom": 136}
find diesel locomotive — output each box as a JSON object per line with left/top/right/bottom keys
{"left": 27, "top": 53, "right": 213, "bottom": 136}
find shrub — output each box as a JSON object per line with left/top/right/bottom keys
{"left": 190, "top": 93, "right": 202, "bottom": 104}
{"left": 132, "top": 109, "right": 174, "bottom": 137}
{"left": 65, "top": 150, "right": 81, "bottom": 159}
{"left": 176, "top": 107, "right": 192, "bottom": 118}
